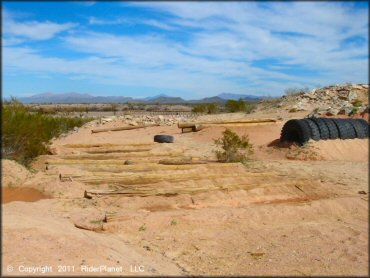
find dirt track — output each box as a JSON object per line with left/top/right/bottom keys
{"left": 2, "top": 112, "right": 369, "bottom": 276}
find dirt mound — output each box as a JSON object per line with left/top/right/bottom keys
{"left": 309, "top": 138, "right": 368, "bottom": 162}
{"left": 2, "top": 200, "right": 182, "bottom": 276}
{"left": 2, "top": 159, "right": 32, "bottom": 187}
{"left": 278, "top": 83, "right": 369, "bottom": 117}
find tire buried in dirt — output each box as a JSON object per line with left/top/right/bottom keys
{"left": 309, "top": 117, "right": 330, "bottom": 140}
{"left": 321, "top": 118, "right": 339, "bottom": 139}
{"left": 303, "top": 118, "right": 321, "bottom": 141}
{"left": 348, "top": 119, "right": 368, "bottom": 139}
{"left": 280, "top": 117, "right": 368, "bottom": 144}
{"left": 331, "top": 119, "right": 356, "bottom": 139}
{"left": 280, "top": 119, "right": 311, "bottom": 145}
{"left": 154, "top": 135, "right": 174, "bottom": 143}
{"left": 358, "top": 119, "right": 370, "bottom": 137}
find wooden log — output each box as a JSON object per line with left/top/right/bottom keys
{"left": 45, "top": 156, "right": 199, "bottom": 165}
{"left": 52, "top": 162, "right": 242, "bottom": 174}
{"left": 91, "top": 123, "right": 159, "bottom": 134}
{"left": 56, "top": 151, "right": 184, "bottom": 160}
{"left": 181, "top": 127, "right": 195, "bottom": 133}
{"left": 71, "top": 172, "right": 274, "bottom": 185}
{"left": 178, "top": 118, "right": 277, "bottom": 129}
{"left": 83, "top": 177, "right": 299, "bottom": 198}
{"left": 203, "top": 122, "right": 275, "bottom": 127}
{"left": 62, "top": 143, "right": 154, "bottom": 148}
{"left": 202, "top": 118, "right": 277, "bottom": 124}
{"left": 83, "top": 148, "right": 152, "bottom": 154}
{"left": 178, "top": 122, "right": 198, "bottom": 128}
{"left": 158, "top": 159, "right": 209, "bottom": 165}
{"left": 177, "top": 123, "right": 204, "bottom": 132}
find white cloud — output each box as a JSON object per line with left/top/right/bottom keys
{"left": 88, "top": 16, "right": 130, "bottom": 25}
{"left": 3, "top": 2, "right": 368, "bottom": 97}
{"left": 87, "top": 16, "right": 176, "bottom": 30}
{"left": 3, "top": 9, "right": 76, "bottom": 40}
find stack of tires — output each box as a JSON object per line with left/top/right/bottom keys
{"left": 280, "top": 118, "right": 369, "bottom": 145}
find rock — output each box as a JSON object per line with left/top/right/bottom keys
{"left": 338, "top": 107, "right": 353, "bottom": 115}
{"left": 128, "top": 121, "right": 138, "bottom": 126}
{"left": 73, "top": 126, "right": 79, "bottom": 132}
{"left": 351, "top": 84, "right": 364, "bottom": 90}
{"left": 314, "top": 106, "right": 330, "bottom": 115}
{"left": 337, "top": 90, "right": 350, "bottom": 100}
{"left": 291, "top": 101, "right": 309, "bottom": 111}
{"left": 101, "top": 117, "right": 113, "bottom": 123}
{"left": 125, "top": 115, "right": 133, "bottom": 120}
{"left": 348, "top": 91, "right": 358, "bottom": 102}
{"left": 360, "top": 106, "right": 369, "bottom": 114}
{"left": 325, "top": 108, "right": 339, "bottom": 116}
{"left": 306, "top": 94, "right": 317, "bottom": 100}
{"left": 158, "top": 115, "right": 164, "bottom": 121}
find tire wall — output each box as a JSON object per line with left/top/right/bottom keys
{"left": 280, "top": 118, "right": 369, "bottom": 145}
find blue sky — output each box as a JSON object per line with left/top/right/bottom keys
{"left": 2, "top": 1, "right": 369, "bottom": 99}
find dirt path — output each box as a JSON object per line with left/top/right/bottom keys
{"left": 2, "top": 113, "right": 368, "bottom": 276}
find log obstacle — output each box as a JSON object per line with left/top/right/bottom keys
{"left": 83, "top": 177, "right": 310, "bottom": 198}
{"left": 45, "top": 155, "right": 202, "bottom": 165}
{"left": 91, "top": 123, "right": 159, "bottom": 134}
{"left": 64, "top": 172, "right": 244, "bottom": 185}
{"left": 53, "top": 162, "right": 241, "bottom": 173}
{"left": 62, "top": 143, "right": 154, "bottom": 148}
{"left": 178, "top": 118, "right": 277, "bottom": 132}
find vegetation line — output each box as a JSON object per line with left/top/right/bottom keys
{"left": 2, "top": 98, "right": 92, "bottom": 166}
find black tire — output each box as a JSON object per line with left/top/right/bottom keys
{"left": 309, "top": 118, "right": 330, "bottom": 140}
{"left": 302, "top": 118, "right": 321, "bottom": 141}
{"left": 321, "top": 118, "right": 339, "bottom": 139}
{"left": 348, "top": 119, "right": 368, "bottom": 139}
{"left": 332, "top": 119, "right": 356, "bottom": 139}
{"left": 357, "top": 119, "right": 369, "bottom": 138}
{"left": 154, "top": 135, "right": 174, "bottom": 143}
{"left": 280, "top": 119, "right": 311, "bottom": 145}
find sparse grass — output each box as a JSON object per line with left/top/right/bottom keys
{"left": 284, "top": 87, "right": 310, "bottom": 96}
{"left": 139, "top": 224, "right": 146, "bottom": 231}
{"left": 2, "top": 98, "right": 92, "bottom": 166}
{"left": 89, "top": 219, "right": 103, "bottom": 225}
{"left": 170, "top": 219, "right": 177, "bottom": 226}
{"left": 259, "top": 97, "right": 281, "bottom": 109}
{"left": 214, "top": 128, "right": 254, "bottom": 163}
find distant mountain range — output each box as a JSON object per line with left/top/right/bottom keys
{"left": 10, "top": 92, "right": 262, "bottom": 104}
{"left": 217, "top": 93, "right": 261, "bottom": 101}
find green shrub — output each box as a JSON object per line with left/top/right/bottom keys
{"left": 350, "top": 107, "right": 359, "bottom": 115}
{"left": 214, "top": 128, "right": 253, "bottom": 163}
{"left": 225, "top": 99, "right": 255, "bottom": 113}
{"left": 192, "top": 103, "right": 219, "bottom": 114}
{"left": 2, "top": 98, "right": 91, "bottom": 166}
{"left": 352, "top": 99, "right": 363, "bottom": 107}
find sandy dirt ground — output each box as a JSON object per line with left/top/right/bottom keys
{"left": 2, "top": 111, "right": 369, "bottom": 276}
